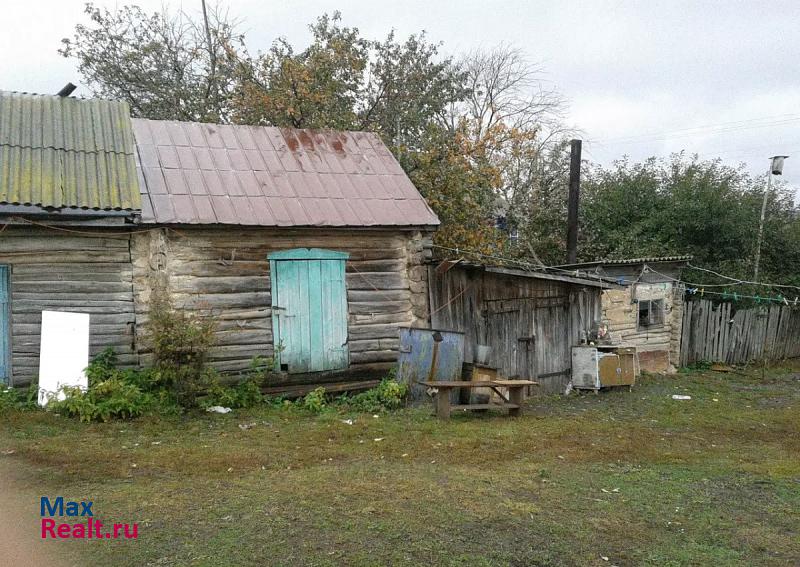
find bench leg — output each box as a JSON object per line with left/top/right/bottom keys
{"left": 436, "top": 391, "right": 451, "bottom": 419}
{"left": 508, "top": 386, "right": 524, "bottom": 417}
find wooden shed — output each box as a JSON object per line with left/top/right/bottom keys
{"left": 557, "top": 257, "right": 690, "bottom": 372}
{"left": 0, "top": 91, "right": 439, "bottom": 394}
{"left": 428, "top": 263, "right": 618, "bottom": 393}
{"left": 0, "top": 91, "right": 142, "bottom": 382}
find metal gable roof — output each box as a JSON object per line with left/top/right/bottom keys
{"left": 132, "top": 118, "right": 440, "bottom": 228}
{"left": 0, "top": 91, "right": 140, "bottom": 211}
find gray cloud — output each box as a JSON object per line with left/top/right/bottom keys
{"left": 1, "top": 0, "right": 798, "bottom": 194}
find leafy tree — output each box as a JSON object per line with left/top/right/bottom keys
{"left": 579, "top": 153, "right": 800, "bottom": 286}
{"left": 579, "top": 156, "right": 672, "bottom": 261}
{"left": 231, "top": 13, "right": 368, "bottom": 129}
{"left": 504, "top": 140, "right": 572, "bottom": 264}
{"left": 360, "top": 31, "right": 467, "bottom": 151}
{"left": 231, "top": 13, "right": 466, "bottom": 146}
{"left": 405, "top": 124, "right": 504, "bottom": 254}
{"left": 60, "top": 2, "right": 241, "bottom": 122}
{"left": 754, "top": 178, "right": 800, "bottom": 287}
{"left": 448, "top": 46, "right": 572, "bottom": 262}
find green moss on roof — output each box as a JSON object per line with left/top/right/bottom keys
{"left": 0, "top": 91, "right": 140, "bottom": 211}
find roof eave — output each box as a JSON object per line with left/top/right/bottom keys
{"left": 136, "top": 220, "right": 439, "bottom": 230}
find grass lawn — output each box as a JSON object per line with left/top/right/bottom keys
{"left": 1, "top": 363, "right": 799, "bottom": 566}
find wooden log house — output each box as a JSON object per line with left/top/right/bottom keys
{"left": 0, "top": 91, "right": 438, "bottom": 393}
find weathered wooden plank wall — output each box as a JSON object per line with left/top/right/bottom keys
{"left": 0, "top": 226, "right": 137, "bottom": 385}
{"left": 679, "top": 298, "right": 800, "bottom": 366}
{"left": 133, "top": 227, "right": 430, "bottom": 388}
{"left": 2, "top": 225, "right": 430, "bottom": 388}
{"left": 429, "top": 265, "right": 602, "bottom": 393}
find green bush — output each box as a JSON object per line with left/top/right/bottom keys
{"left": 51, "top": 379, "right": 154, "bottom": 423}
{"left": 202, "top": 375, "right": 263, "bottom": 409}
{"left": 41, "top": 342, "right": 409, "bottom": 422}
{"left": 85, "top": 346, "right": 118, "bottom": 385}
{"left": 200, "top": 356, "right": 274, "bottom": 410}
{"left": 145, "top": 291, "right": 217, "bottom": 408}
{"left": 342, "top": 378, "right": 409, "bottom": 413}
{"left": 300, "top": 387, "right": 328, "bottom": 413}
{"left": 0, "top": 382, "right": 40, "bottom": 413}
{"left": 45, "top": 348, "right": 170, "bottom": 421}
{"left": 85, "top": 347, "right": 153, "bottom": 390}
{"left": 51, "top": 347, "right": 278, "bottom": 422}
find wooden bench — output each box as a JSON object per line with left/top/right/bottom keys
{"left": 418, "top": 380, "right": 538, "bottom": 419}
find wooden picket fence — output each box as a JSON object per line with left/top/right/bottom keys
{"left": 680, "top": 299, "right": 800, "bottom": 366}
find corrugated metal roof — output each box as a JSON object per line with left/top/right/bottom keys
{"left": 557, "top": 255, "right": 693, "bottom": 269}
{"left": 133, "top": 118, "right": 440, "bottom": 227}
{"left": 0, "top": 91, "right": 140, "bottom": 211}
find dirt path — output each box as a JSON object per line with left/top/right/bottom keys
{"left": 0, "top": 458, "right": 70, "bottom": 567}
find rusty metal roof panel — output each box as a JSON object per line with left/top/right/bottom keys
{"left": 134, "top": 118, "right": 439, "bottom": 227}
{"left": 0, "top": 91, "right": 140, "bottom": 211}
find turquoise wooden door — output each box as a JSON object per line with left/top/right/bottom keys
{"left": 0, "top": 265, "right": 9, "bottom": 383}
{"left": 269, "top": 249, "right": 349, "bottom": 373}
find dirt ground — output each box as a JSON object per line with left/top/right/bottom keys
{"left": 0, "top": 459, "right": 68, "bottom": 567}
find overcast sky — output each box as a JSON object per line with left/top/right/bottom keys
{"left": 2, "top": 0, "right": 798, "bottom": 196}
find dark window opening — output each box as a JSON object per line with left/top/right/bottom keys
{"left": 638, "top": 299, "right": 665, "bottom": 330}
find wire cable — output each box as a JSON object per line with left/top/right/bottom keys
{"left": 594, "top": 115, "right": 800, "bottom": 146}
{"left": 430, "top": 244, "right": 800, "bottom": 296}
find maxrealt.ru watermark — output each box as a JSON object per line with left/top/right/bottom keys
{"left": 40, "top": 497, "right": 138, "bottom": 540}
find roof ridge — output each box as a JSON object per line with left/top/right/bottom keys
{"left": 0, "top": 89, "right": 126, "bottom": 105}
{"left": 131, "top": 116, "right": 382, "bottom": 137}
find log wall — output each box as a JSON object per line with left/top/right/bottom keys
{"left": 1, "top": 225, "right": 431, "bottom": 389}
{"left": 601, "top": 282, "right": 683, "bottom": 372}
{"left": 0, "top": 226, "right": 137, "bottom": 385}
{"left": 132, "top": 227, "right": 432, "bottom": 388}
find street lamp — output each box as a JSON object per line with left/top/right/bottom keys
{"left": 753, "top": 155, "right": 789, "bottom": 280}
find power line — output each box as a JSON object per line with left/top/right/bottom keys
{"left": 686, "top": 263, "right": 800, "bottom": 292}
{"left": 596, "top": 119, "right": 800, "bottom": 146}
{"left": 599, "top": 113, "right": 800, "bottom": 142}
{"left": 593, "top": 114, "right": 800, "bottom": 145}
{"left": 430, "top": 244, "right": 800, "bottom": 294}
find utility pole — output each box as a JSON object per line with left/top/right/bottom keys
{"left": 200, "top": 0, "right": 218, "bottom": 118}
{"left": 753, "top": 155, "right": 789, "bottom": 280}
{"left": 566, "top": 139, "right": 582, "bottom": 264}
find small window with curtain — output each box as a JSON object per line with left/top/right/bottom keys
{"left": 637, "top": 299, "right": 665, "bottom": 330}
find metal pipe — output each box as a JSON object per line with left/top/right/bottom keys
{"left": 566, "top": 139, "right": 582, "bottom": 264}
{"left": 56, "top": 83, "right": 77, "bottom": 97}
